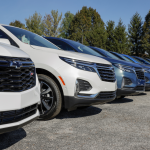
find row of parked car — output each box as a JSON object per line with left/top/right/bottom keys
{"left": 0, "top": 24, "right": 149, "bottom": 134}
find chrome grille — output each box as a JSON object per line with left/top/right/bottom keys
{"left": 0, "top": 104, "right": 37, "bottom": 125}
{"left": 0, "top": 56, "right": 36, "bottom": 92}
{"left": 96, "top": 64, "right": 115, "bottom": 82}
{"left": 135, "top": 68, "right": 144, "bottom": 80}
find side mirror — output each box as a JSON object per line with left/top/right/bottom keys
{"left": 0, "top": 38, "right": 10, "bottom": 45}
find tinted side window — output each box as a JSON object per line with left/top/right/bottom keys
{"left": 48, "top": 39, "right": 75, "bottom": 51}
{"left": 0, "top": 30, "right": 19, "bottom": 48}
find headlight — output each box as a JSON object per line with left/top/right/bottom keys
{"left": 113, "top": 63, "right": 134, "bottom": 73}
{"left": 144, "top": 68, "right": 150, "bottom": 73}
{"left": 59, "top": 57, "right": 96, "bottom": 72}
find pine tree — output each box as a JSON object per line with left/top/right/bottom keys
{"left": 128, "top": 12, "right": 143, "bottom": 56}
{"left": 25, "top": 12, "right": 44, "bottom": 36}
{"left": 9, "top": 20, "right": 25, "bottom": 29}
{"left": 43, "top": 10, "right": 62, "bottom": 37}
{"left": 59, "top": 11, "right": 74, "bottom": 38}
{"left": 106, "top": 20, "right": 116, "bottom": 51}
{"left": 141, "top": 10, "right": 150, "bottom": 56}
{"left": 114, "top": 19, "right": 130, "bottom": 54}
{"left": 69, "top": 6, "right": 107, "bottom": 49}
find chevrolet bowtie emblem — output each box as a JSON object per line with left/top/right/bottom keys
{"left": 10, "top": 61, "right": 22, "bottom": 69}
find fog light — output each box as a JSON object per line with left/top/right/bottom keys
{"left": 124, "top": 77, "right": 132, "bottom": 85}
{"left": 74, "top": 79, "right": 92, "bottom": 96}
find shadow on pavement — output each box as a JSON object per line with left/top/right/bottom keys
{"left": 107, "top": 97, "right": 133, "bottom": 104}
{"left": 0, "top": 128, "right": 26, "bottom": 149}
{"left": 56, "top": 106, "right": 102, "bottom": 119}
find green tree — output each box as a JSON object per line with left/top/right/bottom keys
{"left": 9, "top": 20, "right": 25, "bottom": 29}
{"left": 141, "top": 10, "right": 150, "bottom": 56}
{"left": 106, "top": 20, "right": 116, "bottom": 51}
{"left": 25, "top": 12, "right": 44, "bottom": 35}
{"left": 43, "top": 10, "right": 62, "bottom": 37}
{"left": 114, "top": 19, "right": 130, "bottom": 54}
{"left": 69, "top": 6, "right": 107, "bottom": 49}
{"left": 128, "top": 12, "right": 143, "bottom": 56}
{"left": 59, "top": 11, "right": 74, "bottom": 38}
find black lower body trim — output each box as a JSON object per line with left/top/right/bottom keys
{"left": 117, "top": 87, "right": 145, "bottom": 97}
{"left": 0, "top": 116, "right": 39, "bottom": 134}
{"left": 64, "top": 95, "right": 115, "bottom": 111}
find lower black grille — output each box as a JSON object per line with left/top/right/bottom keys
{"left": 146, "top": 83, "right": 150, "bottom": 87}
{"left": 97, "top": 91, "right": 116, "bottom": 99}
{"left": 96, "top": 64, "right": 115, "bottom": 82}
{"left": 77, "top": 79, "right": 92, "bottom": 91}
{"left": 0, "top": 104, "right": 37, "bottom": 125}
{"left": 134, "top": 86, "right": 144, "bottom": 91}
{"left": 135, "top": 70, "right": 144, "bottom": 80}
{"left": 0, "top": 56, "right": 36, "bottom": 92}
{"left": 124, "top": 78, "right": 132, "bottom": 85}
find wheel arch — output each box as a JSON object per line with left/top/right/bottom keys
{"left": 36, "top": 68, "right": 65, "bottom": 107}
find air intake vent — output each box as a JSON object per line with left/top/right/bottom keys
{"left": 124, "top": 78, "right": 132, "bottom": 85}
{"left": 77, "top": 79, "right": 92, "bottom": 91}
{"left": 0, "top": 56, "right": 36, "bottom": 92}
{"left": 97, "top": 91, "right": 116, "bottom": 99}
{"left": 145, "top": 77, "right": 149, "bottom": 82}
{"left": 96, "top": 64, "right": 115, "bottom": 82}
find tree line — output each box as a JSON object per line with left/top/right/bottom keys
{"left": 9, "top": 7, "right": 150, "bottom": 57}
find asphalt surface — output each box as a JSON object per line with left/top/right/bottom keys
{"left": 1, "top": 92, "right": 150, "bottom": 150}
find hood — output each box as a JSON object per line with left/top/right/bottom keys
{"left": 0, "top": 42, "right": 29, "bottom": 58}
{"left": 102, "top": 56, "right": 143, "bottom": 68}
{"left": 31, "top": 45, "right": 111, "bottom": 65}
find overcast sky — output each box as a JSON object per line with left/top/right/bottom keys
{"left": 1, "top": 0, "right": 150, "bottom": 30}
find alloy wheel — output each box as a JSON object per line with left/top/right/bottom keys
{"left": 39, "top": 80, "right": 54, "bottom": 115}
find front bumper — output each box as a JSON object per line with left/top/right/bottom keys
{"left": 117, "top": 86, "right": 145, "bottom": 97}
{"left": 64, "top": 91, "right": 116, "bottom": 111}
{"left": 0, "top": 110, "right": 39, "bottom": 134}
{"left": 0, "top": 75, "right": 40, "bottom": 134}
{"left": 114, "top": 67, "right": 145, "bottom": 97}
{"left": 145, "top": 72, "right": 150, "bottom": 90}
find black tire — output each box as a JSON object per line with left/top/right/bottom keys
{"left": 116, "top": 96, "right": 125, "bottom": 99}
{"left": 120, "top": 96, "right": 125, "bottom": 99}
{"left": 38, "top": 74, "right": 62, "bottom": 120}
{"left": 78, "top": 106, "right": 90, "bottom": 109}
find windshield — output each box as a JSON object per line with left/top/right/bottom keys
{"left": 129, "top": 56, "right": 142, "bottom": 63}
{"left": 117, "top": 54, "right": 133, "bottom": 62}
{"left": 68, "top": 40, "right": 103, "bottom": 57}
{"left": 141, "top": 57, "right": 150, "bottom": 63}
{"left": 145, "top": 58, "right": 150, "bottom": 62}
{"left": 123, "top": 56, "right": 134, "bottom": 63}
{"left": 134, "top": 56, "right": 150, "bottom": 64}
{"left": 3, "top": 26, "right": 59, "bottom": 49}
{"left": 121, "top": 56, "right": 132, "bottom": 62}
{"left": 98, "top": 49, "right": 120, "bottom": 60}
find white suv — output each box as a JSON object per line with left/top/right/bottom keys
{"left": 0, "top": 42, "right": 40, "bottom": 134}
{"left": 0, "top": 25, "right": 117, "bottom": 120}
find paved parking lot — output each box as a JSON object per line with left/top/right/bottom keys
{"left": 1, "top": 92, "right": 150, "bottom": 150}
